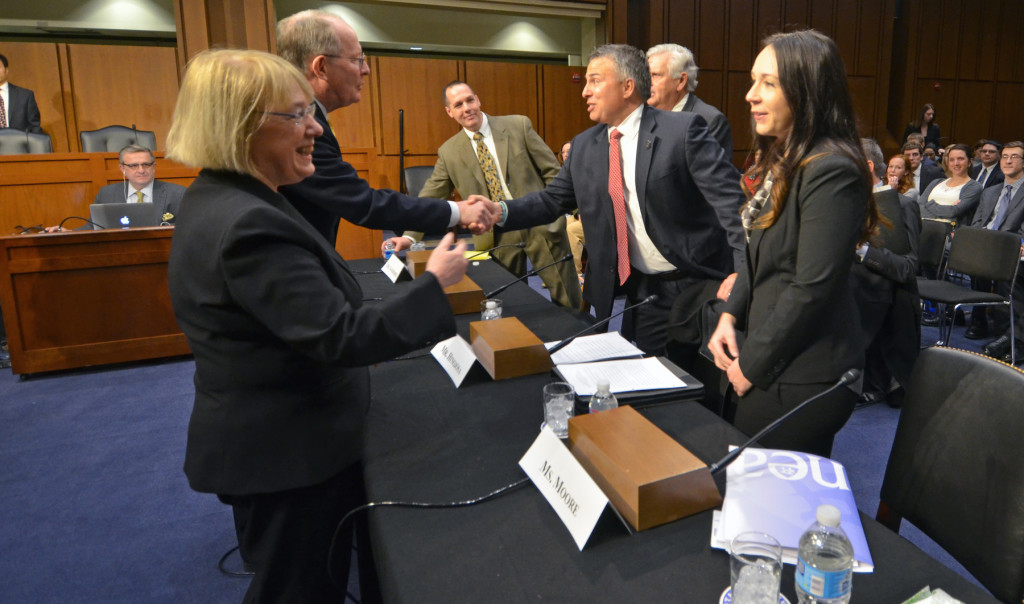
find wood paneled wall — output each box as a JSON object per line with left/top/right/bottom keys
{"left": 0, "top": 41, "right": 180, "bottom": 153}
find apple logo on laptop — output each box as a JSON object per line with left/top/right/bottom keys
{"left": 120, "top": 215, "right": 130, "bottom": 227}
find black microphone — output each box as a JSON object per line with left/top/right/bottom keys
{"left": 467, "top": 241, "right": 527, "bottom": 260}
{"left": 546, "top": 295, "right": 658, "bottom": 355}
{"left": 484, "top": 253, "right": 572, "bottom": 298}
{"left": 707, "top": 369, "right": 861, "bottom": 476}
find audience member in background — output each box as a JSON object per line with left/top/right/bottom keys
{"left": 165, "top": 48, "right": 467, "bottom": 603}
{"left": 919, "top": 143, "right": 982, "bottom": 224}
{"left": 903, "top": 103, "right": 941, "bottom": 150}
{"left": 708, "top": 29, "right": 878, "bottom": 457}
{"left": 0, "top": 54, "right": 42, "bottom": 133}
{"left": 499, "top": 43, "right": 746, "bottom": 357}
{"left": 886, "top": 153, "right": 919, "bottom": 202}
{"left": 561, "top": 140, "right": 587, "bottom": 286}
{"left": 646, "top": 43, "right": 733, "bottom": 157}
{"left": 852, "top": 138, "right": 921, "bottom": 408}
{"left": 275, "top": 11, "right": 493, "bottom": 247}
{"left": 391, "top": 81, "right": 581, "bottom": 310}
{"left": 968, "top": 141, "right": 1024, "bottom": 359}
{"left": 903, "top": 140, "right": 943, "bottom": 194}
{"left": 970, "top": 139, "right": 1004, "bottom": 190}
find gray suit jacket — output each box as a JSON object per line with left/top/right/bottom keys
{"left": 680, "top": 94, "right": 733, "bottom": 158}
{"left": 970, "top": 179, "right": 1024, "bottom": 232}
{"left": 94, "top": 180, "right": 186, "bottom": 221}
{"left": 6, "top": 83, "right": 42, "bottom": 134}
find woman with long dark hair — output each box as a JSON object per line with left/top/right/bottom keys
{"left": 708, "top": 29, "right": 878, "bottom": 457}
{"left": 903, "top": 103, "right": 941, "bottom": 150}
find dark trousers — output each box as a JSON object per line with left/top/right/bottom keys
{"left": 731, "top": 381, "right": 857, "bottom": 458}
{"left": 219, "top": 462, "right": 380, "bottom": 604}
{"left": 621, "top": 270, "right": 718, "bottom": 357}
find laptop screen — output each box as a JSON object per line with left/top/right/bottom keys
{"left": 89, "top": 203, "right": 163, "bottom": 230}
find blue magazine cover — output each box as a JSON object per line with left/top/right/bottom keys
{"left": 713, "top": 447, "right": 873, "bottom": 572}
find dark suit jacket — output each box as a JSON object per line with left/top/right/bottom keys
{"left": 903, "top": 122, "right": 941, "bottom": 150}
{"left": 724, "top": 148, "right": 868, "bottom": 389}
{"left": 970, "top": 178, "right": 1024, "bottom": 232}
{"left": 918, "top": 162, "right": 945, "bottom": 194}
{"left": 169, "top": 170, "right": 455, "bottom": 495}
{"left": 970, "top": 163, "right": 1005, "bottom": 190}
{"left": 94, "top": 180, "right": 186, "bottom": 220}
{"left": 5, "top": 84, "right": 42, "bottom": 134}
{"left": 680, "top": 94, "right": 733, "bottom": 159}
{"left": 851, "top": 187, "right": 921, "bottom": 388}
{"left": 280, "top": 103, "right": 453, "bottom": 244}
{"left": 503, "top": 105, "right": 745, "bottom": 320}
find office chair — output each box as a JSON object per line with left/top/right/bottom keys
{"left": 876, "top": 346, "right": 1024, "bottom": 603}
{"left": 403, "top": 165, "right": 435, "bottom": 197}
{"left": 80, "top": 125, "right": 157, "bottom": 153}
{"left": 0, "top": 128, "right": 53, "bottom": 155}
{"left": 916, "top": 226, "right": 1020, "bottom": 359}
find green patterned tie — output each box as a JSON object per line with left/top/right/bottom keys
{"left": 474, "top": 132, "right": 506, "bottom": 203}
{"left": 136, "top": 190, "right": 144, "bottom": 204}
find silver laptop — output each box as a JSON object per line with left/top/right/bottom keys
{"left": 89, "top": 203, "right": 163, "bottom": 230}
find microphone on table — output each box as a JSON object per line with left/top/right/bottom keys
{"left": 545, "top": 294, "right": 659, "bottom": 356}
{"left": 707, "top": 369, "right": 861, "bottom": 476}
{"left": 484, "top": 253, "right": 572, "bottom": 298}
{"left": 466, "top": 241, "right": 526, "bottom": 260}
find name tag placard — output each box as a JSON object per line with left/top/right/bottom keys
{"left": 519, "top": 428, "right": 613, "bottom": 551}
{"left": 381, "top": 254, "right": 408, "bottom": 283}
{"left": 431, "top": 335, "right": 478, "bottom": 387}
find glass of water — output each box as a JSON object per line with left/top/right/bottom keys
{"left": 542, "top": 382, "right": 574, "bottom": 439}
{"left": 729, "top": 532, "right": 782, "bottom": 604}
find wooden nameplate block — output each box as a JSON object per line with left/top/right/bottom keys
{"left": 567, "top": 406, "right": 722, "bottom": 531}
{"left": 469, "top": 317, "right": 553, "bottom": 380}
{"left": 404, "top": 250, "right": 431, "bottom": 277}
{"left": 443, "top": 276, "right": 486, "bottom": 315}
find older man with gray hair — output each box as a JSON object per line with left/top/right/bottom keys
{"left": 646, "top": 43, "right": 732, "bottom": 157}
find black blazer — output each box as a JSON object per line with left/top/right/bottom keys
{"left": 5, "top": 84, "right": 42, "bottom": 134}
{"left": 903, "top": 122, "right": 941, "bottom": 150}
{"left": 681, "top": 93, "right": 733, "bottom": 159}
{"left": 169, "top": 170, "right": 455, "bottom": 495}
{"left": 503, "top": 105, "right": 746, "bottom": 320}
{"left": 280, "top": 104, "right": 453, "bottom": 244}
{"left": 724, "top": 148, "right": 868, "bottom": 389}
{"left": 969, "top": 163, "right": 1005, "bottom": 190}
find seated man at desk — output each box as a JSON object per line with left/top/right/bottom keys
{"left": 48, "top": 145, "right": 186, "bottom": 232}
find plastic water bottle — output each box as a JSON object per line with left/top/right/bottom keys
{"left": 481, "top": 300, "right": 501, "bottom": 321}
{"left": 588, "top": 380, "right": 618, "bottom": 413}
{"left": 383, "top": 240, "right": 396, "bottom": 259}
{"left": 795, "top": 504, "right": 854, "bottom": 604}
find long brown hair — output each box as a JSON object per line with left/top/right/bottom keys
{"left": 745, "top": 30, "right": 879, "bottom": 243}
{"left": 889, "top": 155, "right": 915, "bottom": 195}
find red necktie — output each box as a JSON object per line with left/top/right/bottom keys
{"left": 609, "top": 128, "right": 630, "bottom": 285}
{"left": 0, "top": 95, "right": 7, "bottom": 129}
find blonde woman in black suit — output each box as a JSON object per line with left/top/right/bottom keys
{"left": 166, "top": 49, "right": 467, "bottom": 602}
{"left": 708, "top": 30, "right": 879, "bottom": 457}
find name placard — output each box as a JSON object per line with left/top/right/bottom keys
{"left": 381, "top": 254, "right": 407, "bottom": 283}
{"left": 431, "top": 335, "right": 478, "bottom": 387}
{"left": 519, "top": 428, "right": 611, "bottom": 550}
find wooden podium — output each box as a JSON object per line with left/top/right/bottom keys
{"left": 0, "top": 228, "right": 191, "bottom": 375}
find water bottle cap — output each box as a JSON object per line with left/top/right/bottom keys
{"left": 596, "top": 379, "right": 611, "bottom": 393}
{"left": 485, "top": 300, "right": 497, "bottom": 309}
{"left": 816, "top": 504, "right": 841, "bottom": 527}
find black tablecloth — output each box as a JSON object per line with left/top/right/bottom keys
{"left": 355, "top": 258, "right": 996, "bottom": 603}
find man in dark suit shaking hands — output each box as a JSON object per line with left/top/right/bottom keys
{"left": 500, "top": 44, "right": 746, "bottom": 355}
{"left": 0, "top": 53, "right": 42, "bottom": 133}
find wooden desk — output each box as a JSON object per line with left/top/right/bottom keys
{"left": 0, "top": 227, "right": 190, "bottom": 375}
{"left": 0, "top": 149, "right": 383, "bottom": 260}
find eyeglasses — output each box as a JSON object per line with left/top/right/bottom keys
{"left": 323, "top": 53, "right": 366, "bottom": 69}
{"left": 264, "top": 103, "right": 316, "bottom": 126}
{"left": 1002, "top": 154, "right": 1024, "bottom": 161}
{"left": 122, "top": 162, "right": 155, "bottom": 170}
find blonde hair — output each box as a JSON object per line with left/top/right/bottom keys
{"left": 166, "top": 49, "right": 313, "bottom": 178}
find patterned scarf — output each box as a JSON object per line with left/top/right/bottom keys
{"left": 741, "top": 173, "right": 774, "bottom": 240}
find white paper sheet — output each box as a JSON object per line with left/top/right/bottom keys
{"left": 545, "top": 332, "right": 644, "bottom": 365}
{"left": 554, "top": 357, "right": 686, "bottom": 396}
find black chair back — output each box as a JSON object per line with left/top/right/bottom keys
{"left": 917, "top": 219, "right": 952, "bottom": 279}
{"left": 0, "top": 128, "right": 53, "bottom": 155}
{"left": 403, "top": 165, "right": 435, "bottom": 197}
{"left": 80, "top": 126, "right": 157, "bottom": 153}
{"left": 945, "top": 227, "right": 1021, "bottom": 283}
{"left": 878, "top": 347, "right": 1024, "bottom": 603}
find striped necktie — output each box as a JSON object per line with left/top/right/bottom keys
{"left": 609, "top": 128, "right": 630, "bottom": 285}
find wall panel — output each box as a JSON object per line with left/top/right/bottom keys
{"left": 464, "top": 61, "right": 541, "bottom": 127}
{"left": 541, "top": 65, "right": 592, "bottom": 153}
{"left": 376, "top": 56, "right": 458, "bottom": 156}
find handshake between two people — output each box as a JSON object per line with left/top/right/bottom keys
{"left": 381, "top": 195, "right": 503, "bottom": 255}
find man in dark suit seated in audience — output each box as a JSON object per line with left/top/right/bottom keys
{"left": 970, "top": 139, "right": 1004, "bottom": 190}
{"left": 967, "top": 141, "right": 1024, "bottom": 360}
{"left": 0, "top": 53, "right": 43, "bottom": 134}
{"left": 852, "top": 139, "right": 921, "bottom": 407}
{"left": 93, "top": 145, "right": 185, "bottom": 221}
{"left": 903, "top": 140, "right": 943, "bottom": 195}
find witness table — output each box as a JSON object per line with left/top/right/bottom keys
{"left": 354, "top": 258, "right": 997, "bottom": 603}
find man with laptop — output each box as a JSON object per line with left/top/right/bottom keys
{"left": 90, "top": 144, "right": 185, "bottom": 227}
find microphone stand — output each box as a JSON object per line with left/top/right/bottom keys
{"left": 467, "top": 241, "right": 526, "bottom": 261}
{"left": 546, "top": 295, "right": 658, "bottom": 355}
{"left": 484, "top": 253, "right": 572, "bottom": 298}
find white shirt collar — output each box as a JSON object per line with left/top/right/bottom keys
{"left": 670, "top": 93, "right": 689, "bottom": 112}
{"left": 463, "top": 114, "right": 490, "bottom": 142}
{"left": 608, "top": 103, "right": 644, "bottom": 140}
